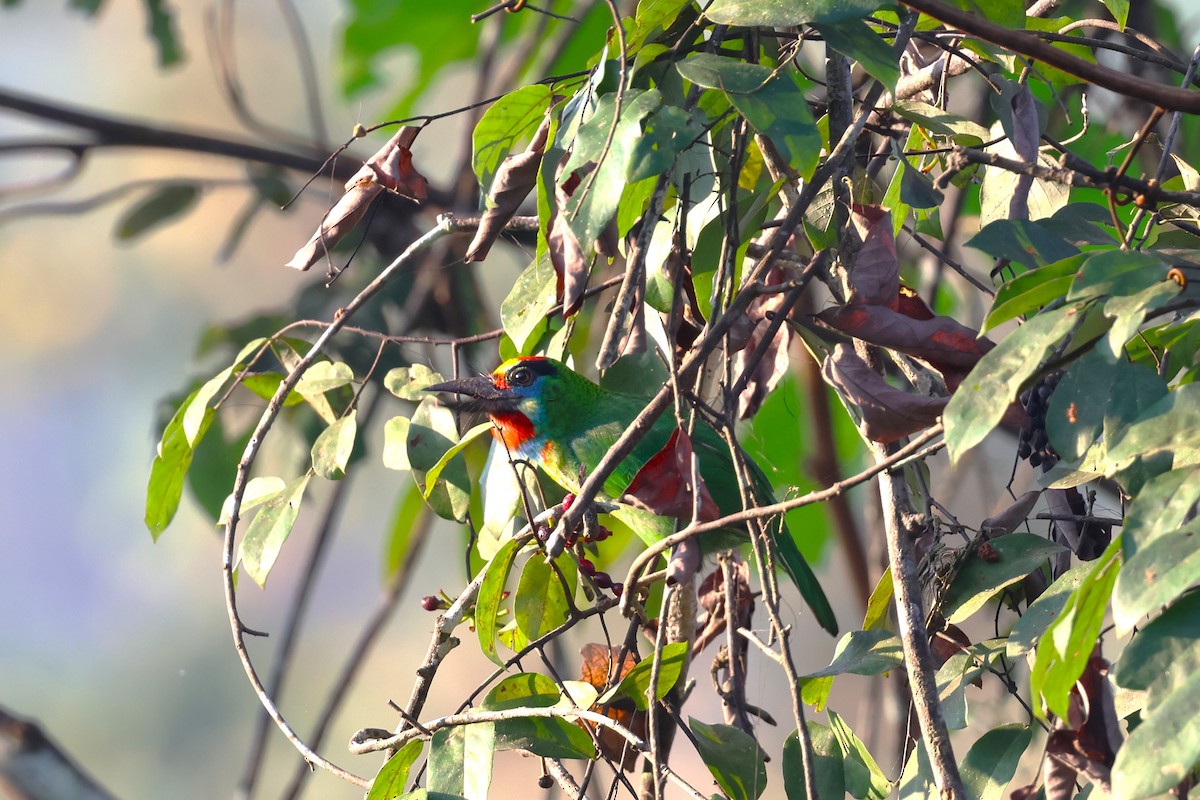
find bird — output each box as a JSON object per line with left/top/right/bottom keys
{"left": 428, "top": 356, "right": 837, "bottom": 634}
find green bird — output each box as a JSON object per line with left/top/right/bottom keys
{"left": 429, "top": 356, "right": 837, "bottom": 634}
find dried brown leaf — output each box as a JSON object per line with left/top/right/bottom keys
{"left": 848, "top": 205, "right": 900, "bottom": 305}
{"left": 464, "top": 115, "right": 551, "bottom": 263}
{"left": 822, "top": 344, "right": 946, "bottom": 443}
{"left": 623, "top": 428, "right": 720, "bottom": 523}
{"left": 286, "top": 126, "right": 427, "bottom": 271}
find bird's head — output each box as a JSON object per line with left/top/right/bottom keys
{"left": 427, "top": 356, "right": 566, "bottom": 454}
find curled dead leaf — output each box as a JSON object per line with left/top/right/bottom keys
{"left": 286, "top": 126, "right": 428, "bottom": 271}
{"left": 821, "top": 344, "right": 946, "bottom": 443}
{"left": 465, "top": 114, "right": 552, "bottom": 263}
{"left": 623, "top": 428, "right": 720, "bottom": 523}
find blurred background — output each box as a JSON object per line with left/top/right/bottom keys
{"left": 4, "top": 2, "right": 1199, "bottom": 800}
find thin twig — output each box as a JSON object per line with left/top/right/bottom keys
{"left": 220, "top": 220, "right": 452, "bottom": 789}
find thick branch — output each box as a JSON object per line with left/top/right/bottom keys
{"left": 898, "top": 0, "right": 1200, "bottom": 112}
{"left": 870, "top": 440, "right": 965, "bottom": 800}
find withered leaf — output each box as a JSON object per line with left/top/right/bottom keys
{"left": 818, "top": 304, "right": 993, "bottom": 374}
{"left": 286, "top": 126, "right": 427, "bottom": 271}
{"left": 848, "top": 205, "right": 900, "bottom": 306}
{"left": 732, "top": 264, "right": 797, "bottom": 419}
{"left": 465, "top": 114, "right": 552, "bottom": 263}
{"left": 821, "top": 344, "right": 946, "bottom": 443}
{"left": 579, "top": 643, "right": 645, "bottom": 771}
{"left": 622, "top": 427, "right": 720, "bottom": 523}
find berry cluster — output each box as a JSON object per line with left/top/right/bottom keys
{"left": 1018, "top": 372, "right": 1061, "bottom": 469}
{"left": 577, "top": 555, "right": 623, "bottom": 597}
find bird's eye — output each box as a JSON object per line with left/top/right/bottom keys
{"left": 508, "top": 365, "right": 534, "bottom": 387}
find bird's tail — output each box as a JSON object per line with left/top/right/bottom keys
{"left": 770, "top": 517, "right": 839, "bottom": 635}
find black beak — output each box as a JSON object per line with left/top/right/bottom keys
{"left": 426, "top": 376, "right": 511, "bottom": 407}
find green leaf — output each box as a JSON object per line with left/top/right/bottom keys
{"left": 628, "top": 0, "right": 693, "bottom": 49}
{"left": 1114, "top": 589, "right": 1200, "bottom": 710}
{"left": 483, "top": 673, "right": 561, "bottom": 710}
{"left": 983, "top": 255, "right": 1082, "bottom": 333}
{"left": 960, "top": 724, "right": 1033, "bottom": 800}
{"left": 802, "top": 629, "right": 903, "bottom": 678}
{"left": 385, "top": 364, "right": 446, "bottom": 401}
{"left": 937, "top": 641, "right": 1005, "bottom": 729}
{"left": 189, "top": 420, "right": 251, "bottom": 523}
{"left": 1006, "top": 563, "right": 1090, "bottom": 657}
{"left": 1099, "top": 0, "right": 1129, "bottom": 29}
{"left": 705, "top": 0, "right": 880, "bottom": 26}
{"left": 501, "top": 254, "right": 558, "bottom": 353}
{"left": 422, "top": 422, "right": 493, "bottom": 499}
{"left": 676, "top": 55, "right": 820, "bottom": 178}
{"left": 145, "top": 386, "right": 212, "bottom": 538}
{"left": 1030, "top": 537, "right": 1122, "bottom": 719}
{"left": 239, "top": 474, "right": 311, "bottom": 588}
{"left": 218, "top": 476, "right": 286, "bottom": 526}
{"left": 408, "top": 398, "right": 471, "bottom": 521}
{"left": 690, "top": 718, "right": 768, "bottom": 800}
{"left": 514, "top": 554, "right": 573, "bottom": 642}
{"left": 384, "top": 480, "right": 428, "bottom": 578}
{"left": 898, "top": 739, "right": 935, "bottom": 800}
{"left": 367, "top": 740, "right": 424, "bottom": 800}
{"left": 815, "top": 21, "right": 899, "bottom": 89}
{"left": 311, "top": 412, "right": 357, "bottom": 480}
{"left": 941, "top": 534, "right": 1066, "bottom": 624}
{"left": 383, "top": 417, "right": 412, "bottom": 471}
{"left": 828, "top": 710, "right": 891, "bottom": 800}
{"left": 1104, "top": 383, "right": 1200, "bottom": 479}
{"left": 1045, "top": 348, "right": 1168, "bottom": 467}
{"left": 295, "top": 360, "right": 354, "bottom": 395}
{"left": 1122, "top": 466, "right": 1200, "bottom": 559}
{"left": 862, "top": 568, "right": 894, "bottom": 631}
{"left": 783, "top": 723, "right": 845, "bottom": 800}
{"left": 428, "top": 724, "right": 494, "bottom": 800}
{"left": 944, "top": 303, "right": 1086, "bottom": 462}
{"left": 475, "top": 537, "right": 523, "bottom": 665}
{"left": 1111, "top": 669, "right": 1200, "bottom": 800}
{"left": 1068, "top": 250, "right": 1169, "bottom": 301}
{"left": 598, "top": 641, "right": 689, "bottom": 711}
{"left": 1113, "top": 528, "right": 1200, "bottom": 635}
{"left": 472, "top": 84, "right": 552, "bottom": 192}
{"left": 965, "top": 219, "right": 1079, "bottom": 270}
{"left": 143, "top": 0, "right": 183, "bottom": 67}
{"left": 116, "top": 183, "right": 198, "bottom": 239}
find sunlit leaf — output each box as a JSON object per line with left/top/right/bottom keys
{"left": 428, "top": 724, "right": 493, "bottom": 800}
{"left": 366, "top": 740, "right": 424, "bottom": 800}
{"left": 1030, "top": 538, "right": 1121, "bottom": 719}
{"left": 597, "top": 642, "right": 689, "bottom": 711}
{"left": 1111, "top": 669, "right": 1200, "bottom": 800}
{"left": 945, "top": 303, "right": 1085, "bottom": 461}
{"left": 475, "top": 537, "right": 523, "bottom": 665}
{"left": 239, "top": 474, "right": 311, "bottom": 587}
{"left": 311, "top": 411, "right": 357, "bottom": 480}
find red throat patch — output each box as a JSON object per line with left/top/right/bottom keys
{"left": 489, "top": 410, "right": 536, "bottom": 452}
